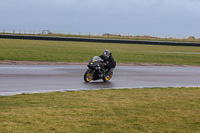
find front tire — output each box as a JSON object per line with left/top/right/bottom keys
{"left": 84, "top": 69, "right": 93, "bottom": 82}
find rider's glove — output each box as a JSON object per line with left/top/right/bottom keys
{"left": 102, "top": 63, "right": 107, "bottom": 66}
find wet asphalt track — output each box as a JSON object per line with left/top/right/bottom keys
{"left": 0, "top": 65, "right": 200, "bottom": 96}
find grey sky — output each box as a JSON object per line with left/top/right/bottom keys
{"left": 1, "top": 0, "right": 200, "bottom": 38}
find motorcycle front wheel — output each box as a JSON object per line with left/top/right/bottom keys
{"left": 84, "top": 69, "right": 93, "bottom": 82}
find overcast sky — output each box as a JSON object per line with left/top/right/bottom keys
{"left": 1, "top": 0, "right": 200, "bottom": 38}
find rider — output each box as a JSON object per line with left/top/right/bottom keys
{"left": 100, "top": 50, "right": 116, "bottom": 75}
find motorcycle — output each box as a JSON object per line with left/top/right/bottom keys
{"left": 84, "top": 56, "right": 113, "bottom": 82}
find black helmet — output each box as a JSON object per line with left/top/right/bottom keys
{"left": 103, "top": 50, "right": 110, "bottom": 59}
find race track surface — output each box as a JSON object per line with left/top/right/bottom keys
{"left": 0, "top": 65, "right": 200, "bottom": 96}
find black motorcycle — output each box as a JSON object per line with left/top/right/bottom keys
{"left": 84, "top": 56, "right": 113, "bottom": 82}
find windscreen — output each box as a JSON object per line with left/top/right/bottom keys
{"left": 92, "top": 56, "right": 103, "bottom": 62}
{"left": 88, "top": 56, "right": 103, "bottom": 66}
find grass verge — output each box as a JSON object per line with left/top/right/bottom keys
{"left": 1, "top": 39, "right": 200, "bottom": 65}
{"left": 0, "top": 87, "right": 200, "bottom": 132}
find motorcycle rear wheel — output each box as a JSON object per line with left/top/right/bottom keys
{"left": 103, "top": 72, "right": 113, "bottom": 82}
{"left": 84, "top": 69, "right": 93, "bottom": 82}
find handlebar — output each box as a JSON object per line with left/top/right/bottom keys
{"left": 100, "top": 62, "right": 107, "bottom": 66}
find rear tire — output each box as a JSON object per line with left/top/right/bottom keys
{"left": 84, "top": 69, "right": 93, "bottom": 82}
{"left": 103, "top": 72, "right": 113, "bottom": 82}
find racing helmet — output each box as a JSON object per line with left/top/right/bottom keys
{"left": 103, "top": 50, "right": 110, "bottom": 59}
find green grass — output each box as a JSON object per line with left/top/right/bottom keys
{"left": 0, "top": 88, "right": 200, "bottom": 132}
{"left": 1, "top": 38, "right": 200, "bottom": 65}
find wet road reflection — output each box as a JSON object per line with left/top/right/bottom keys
{"left": 0, "top": 65, "right": 200, "bottom": 96}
